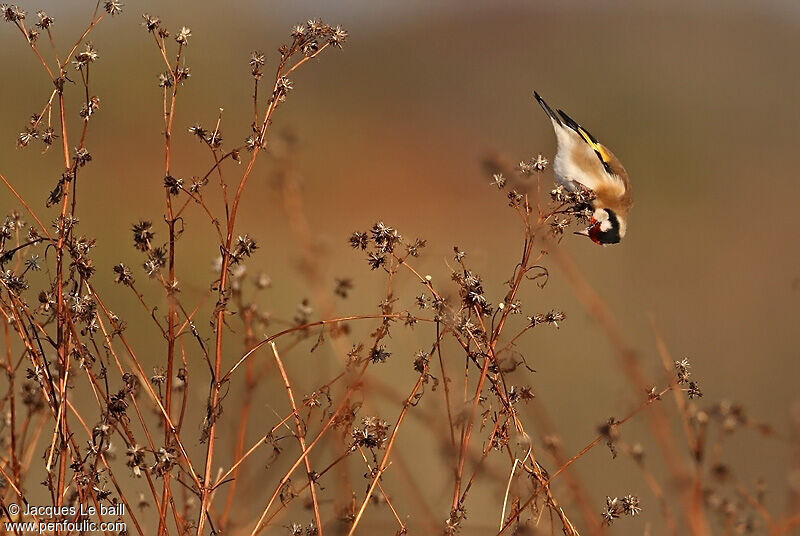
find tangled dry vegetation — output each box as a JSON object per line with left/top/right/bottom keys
{"left": 0, "top": 3, "right": 798, "bottom": 535}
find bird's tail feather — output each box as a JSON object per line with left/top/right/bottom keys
{"left": 533, "top": 91, "right": 561, "bottom": 125}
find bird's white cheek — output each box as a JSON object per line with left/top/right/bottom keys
{"left": 599, "top": 220, "right": 613, "bottom": 232}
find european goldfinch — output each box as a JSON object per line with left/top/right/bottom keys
{"left": 534, "top": 91, "right": 632, "bottom": 245}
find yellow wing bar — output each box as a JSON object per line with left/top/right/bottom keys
{"left": 577, "top": 128, "right": 612, "bottom": 164}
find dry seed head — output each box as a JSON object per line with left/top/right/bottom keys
{"left": 103, "top": 1, "right": 123, "bottom": 16}
{"left": 175, "top": 26, "right": 191, "bottom": 45}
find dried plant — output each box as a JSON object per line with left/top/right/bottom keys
{"left": 0, "top": 4, "right": 796, "bottom": 536}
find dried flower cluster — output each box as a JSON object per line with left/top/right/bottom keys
{"left": 351, "top": 417, "right": 390, "bottom": 450}
{"left": 675, "top": 357, "right": 703, "bottom": 399}
{"left": 601, "top": 494, "right": 642, "bottom": 524}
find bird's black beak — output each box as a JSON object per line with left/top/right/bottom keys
{"left": 574, "top": 228, "right": 590, "bottom": 237}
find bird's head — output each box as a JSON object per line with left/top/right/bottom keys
{"left": 576, "top": 208, "right": 625, "bottom": 245}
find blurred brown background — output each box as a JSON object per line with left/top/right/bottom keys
{"left": 1, "top": 1, "right": 799, "bottom": 534}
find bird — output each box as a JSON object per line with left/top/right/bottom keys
{"left": 533, "top": 91, "right": 632, "bottom": 245}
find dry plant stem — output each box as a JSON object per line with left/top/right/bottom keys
{"left": 260, "top": 445, "right": 354, "bottom": 528}
{"left": 223, "top": 313, "right": 417, "bottom": 382}
{"left": 0, "top": 463, "right": 40, "bottom": 525}
{"left": 27, "top": 89, "right": 57, "bottom": 134}
{"left": 271, "top": 342, "right": 324, "bottom": 533}
{"left": 383, "top": 443, "right": 440, "bottom": 532}
{"left": 60, "top": 2, "right": 106, "bottom": 68}
{"left": 436, "top": 323, "right": 457, "bottom": 448}
{"left": 637, "top": 457, "right": 679, "bottom": 535}
{"left": 88, "top": 286, "right": 203, "bottom": 489}
{"left": 392, "top": 259, "right": 459, "bottom": 444}
{"left": 278, "top": 166, "right": 356, "bottom": 372}
{"left": 0, "top": 11, "right": 113, "bottom": 525}
{"left": 649, "top": 319, "right": 709, "bottom": 534}
{"left": 210, "top": 369, "right": 349, "bottom": 489}
{"left": 0, "top": 174, "right": 53, "bottom": 241}
{"left": 402, "top": 242, "right": 543, "bottom": 520}
{"left": 75, "top": 328, "right": 170, "bottom": 521}
{"left": 249, "top": 363, "right": 371, "bottom": 536}
{"left": 22, "top": 6, "right": 107, "bottom": 530}
{"left": 525, "top": 400, "right": 603, "bottom": 536}
{"left": 12, "top": 18, "right": 55, "bottom": 80}
{"left": 396, "top": 274, "right": 520, "bottom": 515}
{"left": 197, "top": 47, "right": 332, "bottom": 533}
{"left": 771, "top": 514, "right": 800, "bottom": 536}
{"left": 452, "top": 336, "right": 492, "bottom": 510}
{"left": 212, "top": 405, "right": 306, "bottom": 488}
{"left": 472, "top": 312, "right": 525, "bottom": 433}
{"left": 499, "top": 457, "right": 521, "bottom": 531}
{"left": 546, "top": 239, "right": 711, "bottom": 534}
{"left": 277, "top": 167, "right": 371, "bottom": 508}
{"left": 737, "top": 483, "right": 772, "bottom": 527}
{"left": 498, "top": 386, "right": 673, "bottom": 534}
{"left": 650, "top": 319, "right": 700, "bottom": 455}
{"left": 2, "top": 317, "right": 19, "bottom": 489}
{"left": 175, "top": 187, "right": 225, "bottom": 242}
{"left": 279, "top": 164, "right": 452, "bottom": 512}
{"left": 151, "top": 31, "right": 184, "bottom": 536}
{"left": 346, "top": 372, "right": 426, "bottom": 536}
{"left": 65, "top": 400, "right": 145, "bottom": 536}
{"left": 366, "top": 375, "right": 510, "bottom": 496}
{"left": 47, "top": 80, "right": 74, "bottom": 530}
{"left": 458, "top": 420, "right": 507, "bottom": 504}
{"left": 271, "top": 262, "right": 396, "bottom": 525}
{"left": 16, "top": 414, "right": 48, "bottom": 496}
{"left": 218, "top": 307, "right": 257, "bottom": 528}
{"left": 0, "top": 296, "right": 58, "bottom": 421}
{"left": 353, "top": 447, "right": 405, "bottom": 529}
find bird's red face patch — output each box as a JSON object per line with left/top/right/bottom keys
{"left": 584, "top": 211, "right": 622, "bottom": 245}
{"left": 587, "top": 219, "right": 604, "bottom": 245}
